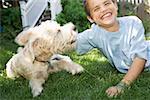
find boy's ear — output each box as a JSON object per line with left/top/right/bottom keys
{"left": 87, "top": 16, "right": 94, "bottom": 23}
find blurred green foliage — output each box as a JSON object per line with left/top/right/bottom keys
{"left": 1, "top": 7, "right": 22, "bottom": 40}
{"left": 56, "top": 0, "right": 90, "bottom": 32}
{"left": 143, "top": 19, "right": 150, "bottom": 34}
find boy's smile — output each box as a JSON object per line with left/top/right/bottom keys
{"left": 100, "top": 11, "right": 114, "bottom": 22}
{"left": 87, "top": 0, "right": 119, "bottom": 32}
{"left": 101, "top": 12, "right": 112, "bottom": 20}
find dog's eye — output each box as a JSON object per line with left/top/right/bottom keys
{"left": 71, "top": 40, "right": 76, "bottom": 44}
{"left": 52, "top": 57, "right": 61, "bottom": 60}
{"left": 57, "top": 29, "right": 61, "bottom": 33}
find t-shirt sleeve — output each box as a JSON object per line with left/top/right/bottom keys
{"left": 75, "top": 30, "right": 94, "bottom": 55}
{"left": 130, "top": 16, "right": 148, "bottom": 60}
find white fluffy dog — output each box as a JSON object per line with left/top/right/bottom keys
{"left": 6, "top": 20, "right": 84, "bottom": 97}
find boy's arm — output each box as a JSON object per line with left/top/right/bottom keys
{"left": 106, "top": 57, "right": 146, "bottom": 97}
{"left": 121, "top": 57, "right": 146, "bottom": 85}
{"left": 106, "top": 17, "right": 147, "bottom": 97}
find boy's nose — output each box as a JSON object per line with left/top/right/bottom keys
{"left": 99, "top": 6, "right": 107, "bottom": 13}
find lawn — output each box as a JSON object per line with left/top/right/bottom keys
{"left": 1, "top": 37, "right": 150, "bottom": 100}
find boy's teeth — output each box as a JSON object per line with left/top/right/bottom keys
{"left": 102, "top": 13, "right": 111, "bottom": 19}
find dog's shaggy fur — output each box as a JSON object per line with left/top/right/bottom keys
{"left": 6, "top": 21, "right": 84, "bottom": 97}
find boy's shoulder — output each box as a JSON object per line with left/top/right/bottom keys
{"left": 118, "top": 16, "right": 142, "bottom": 24}
{"left": 79, "top": 24, "right": 96, "bottom": 34}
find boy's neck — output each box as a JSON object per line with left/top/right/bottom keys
{"left": 99, "top": 21, "right": 119, "bottom": 32}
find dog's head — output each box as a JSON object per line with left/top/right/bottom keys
{"left": 32, "top": 21, "right": 77, "bottom": 59}
{"left": 60, "top": 22, "right": 77, "bottom": 45}
{"left": 50, "top": 22, "right": 77, "bottom": 53}
{"left": 15, "top": 20, "right": 61, "bottom": 46}
{"left": 16, "top": 21, "right": 77, "bottom": 62}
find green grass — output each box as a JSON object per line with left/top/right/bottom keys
{"left": 1, "top": 38, "right": 150, "bottom": 100}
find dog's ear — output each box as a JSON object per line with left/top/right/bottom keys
{"left": 15, "top": 28, "right": 33, "bottom": 46}
{"left": 22, "top": 43, "right": 36, "bottom": 62}
{"left": 32, "top": 38, "right": 53, "bottom": 62}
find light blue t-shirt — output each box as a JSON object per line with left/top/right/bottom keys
{"left": 76, "top": 16, "right": 150, "bottom": 73}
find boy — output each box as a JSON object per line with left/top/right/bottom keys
{"left": 76, "top": 0, "right": 150, "bottom": 97}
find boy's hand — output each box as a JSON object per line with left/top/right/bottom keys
{"left": 106, "top": 86, "right": 122, "bottom": 97}
{"left": 106, "top": 57, "right": 146, "bottom": 98}
{"left": 106, "top": 81, "right": 129, "bottom": 98}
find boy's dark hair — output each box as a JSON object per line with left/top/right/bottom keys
{"left": 82, "top": 0, "right": 90, "bottom": 16}
{"left": 83, "top": 0, "right": 117, "bottom": 16}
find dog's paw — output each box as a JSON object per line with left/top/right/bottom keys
{"left": 29, "top": 80, "right": 44, "bottom": 97}
{"left": 70, "top": 64, "right": 84, "bottom": 75}
{"left": 32, "top": 86, "right": 43, "bottom": 97}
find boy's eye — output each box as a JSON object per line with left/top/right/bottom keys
{"left": 93, "top": 7, "right": 100, "bottom": 12}
{"left": 104, "top": 2, "right": 111, "bottom": 6}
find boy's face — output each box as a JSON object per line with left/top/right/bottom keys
{"left": 87, "top": 0, "right": 118, "bottom": 28}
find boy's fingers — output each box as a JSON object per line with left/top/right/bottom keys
{"left": 106, "top": 86, "right": 121, "bottom": 97}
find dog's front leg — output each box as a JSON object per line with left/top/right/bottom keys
{"left": 48, "top": 66, "right": 62, "bottom": 74}
{"left": 29, "top": 78, "right": 45, "bottom": 97}
{"left": 50, "top": 54, "right": 84, "bottom": 75}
